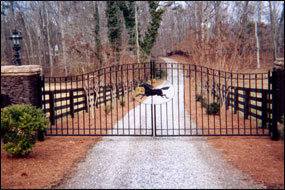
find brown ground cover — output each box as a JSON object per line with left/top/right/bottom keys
{"left": 1, "top": 79, "right": 165, "bottom": 189}
{"left": 167, "top": 55, "right": 284, "bottom": 189}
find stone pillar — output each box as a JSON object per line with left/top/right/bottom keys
{"left": 1, "top": 65, "right": 42, "bottom": 108}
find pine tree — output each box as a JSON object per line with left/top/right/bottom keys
{"left": 118, "top": 1, "right": 136, "bottom": 50}
{"left": 94, "top": 2, "right": 102, "bottom": 68}
{"left": 140, "top": 1, "right": 164, "bottom": 56}
{"left": 106, "top": 1, "right": 122, "bottom": 54}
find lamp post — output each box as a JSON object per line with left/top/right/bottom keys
{"left": 9, "top": 29, "right": 23, "bottom": 66}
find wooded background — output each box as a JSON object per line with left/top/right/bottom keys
{"left": 1, "top": 1, "right": 284, "bottom": 76}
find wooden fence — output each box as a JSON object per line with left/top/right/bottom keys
{"left": 42, "top": 84, "right": 136, "bottom": 125}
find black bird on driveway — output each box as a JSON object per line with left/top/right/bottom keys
{"left": 136, "top": 83, "right": 170, "bottom": 99}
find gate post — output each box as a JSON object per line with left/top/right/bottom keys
{"left": 270, "top": 68, "right": 279, "bottom": 140}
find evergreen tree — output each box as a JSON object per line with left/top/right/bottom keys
{"left": 118, "top": 1, "right": 136, "bottom": 50}
{"left": 94, "top": 2, "right": 102, "bottom": 68}
{"left": 106, "top": 1, "right": 122, "bottom": 54}
{"left": 140, "top": 1, "right": 164, "bottom": 56}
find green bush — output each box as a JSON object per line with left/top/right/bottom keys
{"left": 206, "top": 102, "right": 220, "bottom": 115}
{"left": 1, "top": 104, "right": 50, "bottom": 157}
{"left": 104, "top": 103, "right": 114, "bottom": 114}
{"left": 195, "top": 94, "right": 207, "bottom": 107}
{"left": 195, "top": 94, "right": 203, "bottom": 102}
{"left": 119, "top": 97, "right": 125, "bottom": 107}
{"left": 155, "top": 69, "right": 166, "bottom": 79}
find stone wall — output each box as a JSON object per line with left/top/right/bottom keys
{"left": 1, "top": 65, "right": 42, "bottom": 108}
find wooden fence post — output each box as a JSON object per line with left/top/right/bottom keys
{"left": 49, "top": 91, "right": 55, "bottom": 125}
{"left": 85, "top": 93, "right": 88, "bottom": 112}
{"left": 244, "top": 89, "right": 250, "bottom": 119}
{"left": 261, "top": 90, "right": 268, "bottom": 128}
{"left": 104, "top": 86, "right": 107, "bottom": 105}
{"left": 69, "top": 91, "right": 74, "bottom": 118}
{"left": 234, "top": 88, "right": 238, "bottom": 114}
{"left": 225, "top": 93, "right": 230, "bottom": 110}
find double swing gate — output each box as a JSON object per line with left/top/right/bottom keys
{"left": 41, "top": 61, "right": 278, "bottom": 137}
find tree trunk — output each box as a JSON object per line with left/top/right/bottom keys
{"left": 19, "top": 12, "right": 32, "bottom": 65}
{"left": 194, "top": 2, "right": 199, "bottom": 41}
{"left": 269, "top": 1, "right": 277, "bottom": 61}
{"left": 255, "top": 21, "right": 260, "bottom": 69}
{"left": 58, "top": 2, "right": 68, "bottom": 76}
{"left": 44, "top": 2, "right": 53, "bottom": 76}
{"left": 135, "top": 2, "right": 140, "bottom": 63}
{"left": 276, "top": 4, "right": 284, "bottom": 58}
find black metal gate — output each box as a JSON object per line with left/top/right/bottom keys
{"left": 41, "top": 60, "right": 276, "bottom": 137}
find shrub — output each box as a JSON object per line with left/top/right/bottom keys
{"left": 1, "top": 104, "right": 50, "bottom": 157}
{"left": 104, "top": 103, "right": 113, "bottom": 114}
{"left": 195, "top": 94, "right": 203, "bottom": 102}
{"left": 155, "top": 69, "right": 166, "bottom": 79}
{"left": 119, "top": 97, "right": 125, "bottom": 107}
{"left": 147, "top": 78, "right": 156, "bottom": 85}
{"left": 195, "top": 94, "right": 207, "bottom": 107}
{"left": 206, "top": 102, "right": 220, "bottom": 115}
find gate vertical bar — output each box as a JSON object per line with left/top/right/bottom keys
{"left": 150, "top": 60, "right": 154, "bottom": 136}
{"left": 81, "top": 74, "right": 85, "bottom": 135}
{"left": 65, "top": 77, "right": 69, "bottom": 135}
{"left": 195, "top": 65, "right": 198, "bottom": 135}
{"left": 255, "top": 73, "right": 258, "bottom": 135}
{"left": 237, "top": 73, "right": 240, "bottom": 135}
{"left": 231, "top": 72, "right": 233, "bottom": 135}
{"left": 178, "top": 63, "right": 180, "bottom": 135}
{"left": 98, "top": 70, "right": 102, "bottom": 134}
{"left": 249, "top": 74, "right": 252, "bottom": 135}
{"left": 121, "top": 65, "right": 124, "bottom": 134}
{"left": 104, "top": 68, "right": 107, "bottom": 134}
{"left": 243, "top": 74, "right": 245, "bottom": 135}
{"left": 201, "top": 67, "right": 204, "bottom": 135}
{"left": 213, "top": 69, "right": 216, "bottom": 135}
{"left": 127, "top": 64, "right": 130, "bottom": 135}
{"left": 110, "top": 66, "right": 113, "bottom": 135}
{"left": 82, "top": 74, "right": 85, "bottom": 135}
{"left": 116, "top": 66, "right": 119, "bottom": 135}
{"left": 183, "top": 64, "right": 186, "bottom": 135}
{"left": 224, "top": 72, "right": 228, "bottom": 135}
{"left": 132, "top": 64, "right": 136, "bottom": 135}
{"left": 76, "top": 76, "right": 79, "bottom": 135}
{"left": 71, "top": 77, "right": 74, "bottom": 135}
{"left": 207, "top": 68, "right": 209, "bottom": 135}
{"left": 60, "top": 77, "right": 63, "bottom": 135}
{"left": 189, "top": 65, "right": 192, "bottom": 135}
{"left": 219, "top": 70, "right": 221, "bottom": 134}
{"left": 88, "top": 73, "right": 91, "bottom": 135}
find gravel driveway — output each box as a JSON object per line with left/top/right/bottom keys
{"left": 59, "top": 137, "right": 263, "bottom": 189}
{"left": 58, "top": 58, "right": 264, "bottom": 189}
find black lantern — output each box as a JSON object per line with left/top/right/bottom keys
{"left": 9, "top": 29, "right": 23, "bottom": 66}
